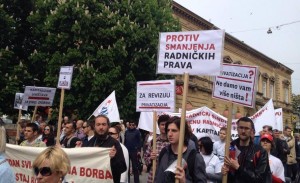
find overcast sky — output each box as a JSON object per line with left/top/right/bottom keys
{"left": 174, "top": 0, "right": 300, "bottom": 95}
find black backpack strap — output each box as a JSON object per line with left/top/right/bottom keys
{"left": 158, "top": 146, "right": 168, "bottom": 163}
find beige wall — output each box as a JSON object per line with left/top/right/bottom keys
{"left": 172, "top": 2, "right": 294, "bottom": 127}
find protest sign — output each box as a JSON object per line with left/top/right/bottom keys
{"left": 136, "top": 80, "right": 175, "bottom": 112}
{"left": 22, "top": 86, "right": 56, "bottom": 106}
{"left": 14, "top": 93, "right": 28, "bottom": 111}
{"left": 275, "top": 108, "right": 283, "bottom": 131}
{"left": 57, "top": 66, "right": 74, "bottom": 90}
{"left": 6, "top": 144, "right": 113, "bottom": 183}
{"left": 157, "top": 30, "right": 225, "bottom": 75}
{"left": 213, "top": 63, "right": 258, "bottom": 107}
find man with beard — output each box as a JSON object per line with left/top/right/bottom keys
{"left": 221, "top": 117, "right": 271, "bottom": 183}
{"left": 84, "top": 115, "right": 126, "bottom": 183}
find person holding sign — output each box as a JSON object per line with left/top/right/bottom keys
{"left": 32, "top": 146, "right": 70, "bottom": 183}
{"left": 221, "top": 117, "right": 272, "bottom": 183}
{"left": 84, "top": 115, "right": 127, "bottom": 183}
{"left": 154, "top": 116, "right": 207, "bottom": 183}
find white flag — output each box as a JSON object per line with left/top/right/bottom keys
{"left": 138, "top": 112, "right": 161, "bottom": 133}
{"left": 92, "top": 91, "right": 120, "bottom": 122}
{"left": 275, "top": 108, "right": 283, "bottom": 131}
{"left": 250, "top": 99, "right": 275, "bottom": 135}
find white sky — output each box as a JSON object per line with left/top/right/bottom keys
{"left": 174, "top": 0, "right": 300, "bottom": 95}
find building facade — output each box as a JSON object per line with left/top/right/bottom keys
{"left": 172, "top": 2, "right": 294, "bottom": 127}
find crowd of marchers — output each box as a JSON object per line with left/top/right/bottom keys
{"left": 1, "top": 113, "right": 300, "bottom": 183}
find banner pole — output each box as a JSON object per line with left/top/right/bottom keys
{"left": 152, "top": 111, "right": 157, "bottom": 183}
{"left": 222, "top": 102, "right": 233, "bottom": 183}
{"left": 56, "top": 89, "right": 65, "bottom": 145}
{"left": 175, "top": 73, "right": 189, "bottom": 183}
{"left": 31, "top": 105, "right": 38, "bottom": 122}
{"left": 16, "top": 109, "right": 22, "bottom": 144}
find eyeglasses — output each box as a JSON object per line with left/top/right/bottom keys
{"left": 34, "top": 167, "right": 52, "bottom": 176}
{"left": 129, "top": 124, "right": 135, "bottom": 126}
{"left": 108, "top": 132, "right": 118, "bottom": 135}
{"left": 238, "top": 126, "right": 251, "bottom": 131}
{"left": 44, "top": 128, "right": 50, "bottom": 131}
{"left": 261, "top": 139, "right": 271, "bottom": 143}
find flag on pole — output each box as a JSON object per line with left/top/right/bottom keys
{"left": 91, "top": 91, "right": 120, "bottom": 123}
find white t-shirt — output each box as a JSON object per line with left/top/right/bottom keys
{"left": 120, "top": 143, "right": 129, "bottom": 183}
{"left": 202, "top": 153, "right": 222, "bottom": 183}
{"left": 269, "top": 154, "right": 285, "bottom": 182}
{"left": 213, "top": 140, "right": 225, "bottom": 162}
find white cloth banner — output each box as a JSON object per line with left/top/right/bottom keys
{"left": 6, "top": 144, "right": 113, "bottom": 183}
{"left": 250, "top": 99, "right": 276, "bottom": 135}
{"left": 138, "top": 112, "right": 161, "bottom": 134}
{"left": 91, "top": 91, "right": 120, "bottom": 122}
{"left": 275, "top": 108, "right": 283, "bottom": 131}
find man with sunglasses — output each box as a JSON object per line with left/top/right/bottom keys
{"left": 20, "top": 123, "right": 46, "bottom": 147}
{"left": 84, "top": 115, "right": 126, "bottom": 183}
{"left": 82, "top": 120, "right": 94, "bottom": 147}
{"left": 221, "top": 117, "right": 272, "bottom": 183}
{"left": 124, "top": 120, "right": 142, "bottom": 183}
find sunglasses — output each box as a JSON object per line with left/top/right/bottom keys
{"left": 34, "top": 167, "right": 52, "bottom": 176}
{"left": 108, "top": 132, "right": 118, "bottom": 135}
{"left": 44, "top": 128, "right": 50, "bottom": 131}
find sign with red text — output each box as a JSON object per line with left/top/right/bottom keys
{"left": 6, "top": 145, "right": 113, "bottom": 183}
{"left": 157, "top": 30, "right": 225, "bottom": 75}
{"left": 22, "top": 86, "right": 56, "bottom": 106}
{"left": 136, "top": 80, "right": 175, "bottom": 112}
{"left": 57, "top": 66, "right": 73, "bottom": 89}
{"left": 212, "top": 63, "right": 258, "bottom": 107}
{"left": 275, "top": 108, "right": 283, "bottom": 131}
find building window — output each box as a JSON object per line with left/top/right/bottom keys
{"left": 284, "top": 87, "right": 289, "bottom": 103}
{"left": 270, "top": 82, "right": 274, "bottom": 99}
{"left": 262, "top": 80, "right": 267, "bottom": 97}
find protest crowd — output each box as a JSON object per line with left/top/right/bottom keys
{"left": 1, "top": 104, "right": 300, "bottom": 183}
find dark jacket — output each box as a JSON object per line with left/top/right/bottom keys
{"left": 42, "top": 135, "right": 55, "bottom": 146}
{"left": 271, "top": 137, "right": 289, "bottom": 163}
{"left": 228, "top": 138, "right": 272, "bottom": 183}
{"left": 154, "top": 141, "right": 207, "bottom": 183}
{"left": 86, "top": 135, "right": 127, "bottom": 183}
{"left": 124, "top": 128, "right": 141, "bottom": 152}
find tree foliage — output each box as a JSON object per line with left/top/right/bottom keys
{"left": 1, "top": 0, "right": 180, "bottom": 121}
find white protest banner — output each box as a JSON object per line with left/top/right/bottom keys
{"left": 91, "top": 91, "right": 120, "bottom": 122}
{"left": 136, "top": 80, "right": 175, "bottom": 112}
{"left": 138, "top": 112, "right": 161, "bottom": 133}
{"left": 57, "top": 66, "right": 74, "bottom": 89}
{"left": 6, "top": 144, "right": 113, "bottom": 183}
{"left": 250, "top": 99, "right": 275, "bottom": 135}
{"left": 157, "top": 30, "right": 225, "bottom": 75}
{"left": 22, "top": 86, "right": 56, "bottom": 106}
{"left": 212, "top": 63, "right": 258, "bottom": 107}
{"left": 14, "top": 93, "right": 28, "bottom": 111}
{"left": 275, "top": 108, "right": 283, "bottom": 131}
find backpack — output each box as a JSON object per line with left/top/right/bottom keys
{"left": 158, "top": 147, "right": 197, "bottom": 181}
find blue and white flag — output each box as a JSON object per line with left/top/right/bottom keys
{"left": 91, "top": 91, "right": 120, "bottom": 123}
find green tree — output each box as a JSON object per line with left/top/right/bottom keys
{"left": 25, "top": 0, "right": 180, "bottom": 120}
{"left": 292, "top": 94, "right": 300, "bottom": 113}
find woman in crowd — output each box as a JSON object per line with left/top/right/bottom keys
{"left": 32, "top": 146, "right": 70, "bottom": 183}
{"left": 42, "top": 125, "right": 55, "bottom": 146}
{"left": 199, "top": 136, "right": 222, "bottom": 183}
{"left": 0, "top": 122, "right": 16, "bottom": 183}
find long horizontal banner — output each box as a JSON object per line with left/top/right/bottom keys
{"left": 6, "top": 145, "right": 113, "bottom": 183}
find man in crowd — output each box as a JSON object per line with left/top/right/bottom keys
{"left": 273, "top": 129, "right": 290, "bottom": 177}
{"left": 75, "top": 119, "right": 85, "bottom": 140}
{"left": 124, "top": 120, "right": 141, "bottom": 183}
{"left": 144, "top": 114, "right": 170, "bottom": 183}
{"left": 60, "top": 121, "right": 80, "bottom": 148}
{"left": 221, "top": 117, "right": 271, "bottom": 182}
{"left": 284, "top": 126, "right": 297, "bottom": 182}
{"left": 84, "top": 115, "right": 126, "bottom": 183}
{"left": 20, "top": 123, "right": 46, "bottom": 147}
{"left": 213, "top": 127, "right": 226, "bottom": 162}
{"left": 82, "top": 120, "right": 94, "bottom": 147}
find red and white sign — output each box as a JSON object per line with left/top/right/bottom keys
{"left": 22, "top": 86, "right": 56, "bottom": 106}
{"left": 136, "top": 80, "right": 175, "bottom": 112}
{"left": 6, "top": 145, "right": 113, "bottom": 183}
{"left": 212, "top": 63, "right": 258, "bottom": 107}
{"left": 157, "top": 30, "right": 225, "bottom": 76}
{"left": 57, "top": 66, "right": 73, "bottom": 89}
{"left": 275, "top": 108, "right": 283, "bottom": 131}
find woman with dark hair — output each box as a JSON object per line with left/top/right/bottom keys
{"left": 199, "top": 136, "right": 222, "bottom": 183}
{"left": 42, "top": 125, "right": 55, "bottom": 146}
{"left": 155, "top": 116, "right": 207, "bottom": 183}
